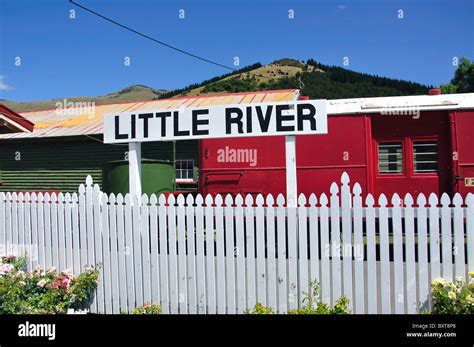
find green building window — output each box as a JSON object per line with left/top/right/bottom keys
{"left": 176, "top": 160, "right": 194, "bottom": 181}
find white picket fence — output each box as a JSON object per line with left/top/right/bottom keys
{"left": 0, "top": 173, "right": 473, "bottom": 314}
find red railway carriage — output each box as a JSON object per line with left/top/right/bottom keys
{"left": 199, "top": 93, "right": 474, "bottom": 199}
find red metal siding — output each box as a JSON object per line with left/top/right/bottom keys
{"left": 199, "top": 115, "right": 369, "bottom": 197}
{"left": 370, "top": 111, "right": 451, "bottom": 198}
{"left": 295, "top": 116, "right": 368, "bottom": 196}
{"left": 199, "top": 109, "right": 472, "bottom": 199}
{"left": 452, "top": 110, "right": 474, "bottom": 195}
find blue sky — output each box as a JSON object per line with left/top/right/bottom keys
{"left": 0, "top": 0, "right": 473, "bottom": 102}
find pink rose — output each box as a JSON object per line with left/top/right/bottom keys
{"left": 52, "top": 275, "right": 71, "bottom": 290}
{"left": 62, "top": 269, "right": 74, "bottom": 279}
{"left": 37, "top": 279, "right": 48, "bottom": 288}
{"left": 0, "top": 263, "right": 14, "bottom": 275}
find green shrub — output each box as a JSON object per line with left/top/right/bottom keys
{"left": 245, "top": 303, "right": 274, "bottom": 315}
{"left": 131, "top": 303, "right": 161, "bottom": 314}
{"left": 431, "top": 273, "right": 474, "bottom": 314}
{"left": 0, "top": 255, "right": 100, "bottom": 314}
{"left": 1, "top": 254, "right": 27, "bottom": 271}
{"left": 288, "top": 281, "right": 351, "bottom": 315}
{"left": 244, "top": 281, "right": 351, "bottom": 314}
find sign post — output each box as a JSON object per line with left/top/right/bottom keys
{"left": 285, "top": 135, "right": 297, "bottom": 207}
{"left": 104, "top": 99, "right": 327, "bottom": 202}
{"left": 128, "top": 142, "right": 142, "bottom": 198}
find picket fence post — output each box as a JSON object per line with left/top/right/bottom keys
{"left": 225, "top": 194, "right": 236, "bottom": 313}
{"left": 405, "top": 193, "right": 416, "bottom": 314}
{"left": 176, "top": 194, "right": 187, "bottom": 314}
{"left": 319, "top": 193, "right": 330, "bottom": 306}
{"left": 352, "top": 183, "right": 364, "bottom": 314}
{"left": 453, "top": 194, "right": 465, "bottom": 278}
{"left": 194, "top": 194, "right": 206, "bottom": 313}
{"left": 276, "top": 194, "right": 287, "bottom": 313}
{"left": 379, "top": 194, "right": 391, "bottom": 314}
{"left": 329, "top": 183, "right": 341, "bottom": 306}
{"left": 245, "top": 194, "right": 256, "bottom": 310}
{"left": 308, "top": 193, "right": 319, "bottom": 297}
{"left": 392, "top": 193, "right": 404, "bottom": 314}
{"left": 365, "top": 193, "right": 377, "bottom": 313}
{"left": 149, "top": 194, "right": 160, "bottom": 310}
{"left": 255, "top": 194, "right": 266, "bottom": 308}
{"left": 417, "top": 193, "right": 429, "bottom": 312}
{"left": 340, "top": 173, "right": 353, "bottom": 309}
{"left": 204, "top": 194, "right": 216, "bottom": 314}
{"left": 266, "top": 194, "right": 277, "bottom": 311}
{"left": 235, "top": 194, "right": 246, "bottom": 313}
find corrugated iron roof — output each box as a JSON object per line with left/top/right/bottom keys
{"left": 0, "top": 90, "right": 300, "bottom": 140}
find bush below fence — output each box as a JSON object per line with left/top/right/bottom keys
{"left": 0, "top": 173, "right": 473, "bottom": 314}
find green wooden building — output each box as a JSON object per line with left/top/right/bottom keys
{"left": 0, "top": 90, "right": 297, "bottom": 193}
{"left": 0, "top": 135, "right": 198, "bottom": 192}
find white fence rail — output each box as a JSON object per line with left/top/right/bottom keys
{"left": 0, "top": 173, "right": 473, "bottom": 314}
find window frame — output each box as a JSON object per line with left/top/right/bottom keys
{"left": 175, "top": 159, "right": 195, "bottom": 182}
{"left": 376, "top": 139, "right": 406, "bottom": 176}
{"left": 411, "top": 137, "right": 439, "bottom": 176}
{"left": 375, "top": 136, "right": 440, "bottom": 178}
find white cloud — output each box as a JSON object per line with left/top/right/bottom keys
{"left": 337, "top": 5, "right": 347, "bottom": 10}
{"left": 0, "top": 75, "right": 13, "bottom": 91}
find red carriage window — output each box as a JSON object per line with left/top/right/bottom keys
{"left": 378, "top": 141, "right": 403, "bottom": 174}
{"left": 413, "top": 141, "right": 438, "bottom": 173}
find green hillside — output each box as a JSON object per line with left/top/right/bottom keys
{"left": 166, "top": 58, "right": 430, "bottom": 99}
{"left": 3, "top": 58, "right": 433, "bottom": 113}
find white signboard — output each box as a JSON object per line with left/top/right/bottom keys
{"left": 103, "top": 100, "right": 327, "bottom": 143}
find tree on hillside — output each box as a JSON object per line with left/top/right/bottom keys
{"left": 440, "top": 57, "right": 474, "bottom": 93}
